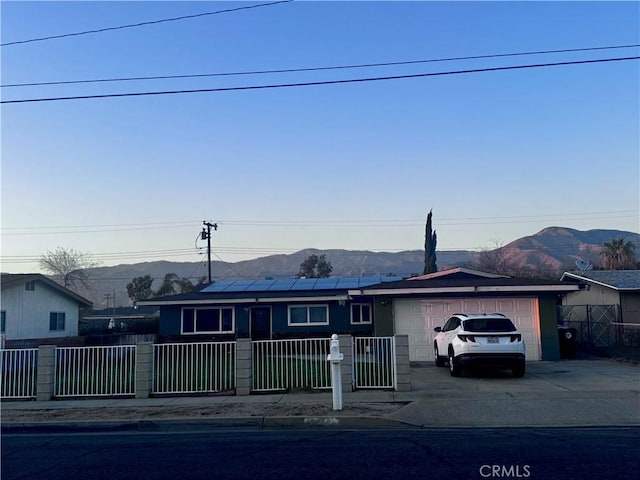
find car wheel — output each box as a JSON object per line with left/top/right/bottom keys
{"left": 448, "top": 350, "right": 461, "bottom": 377}
{"left": 512, "top": 362, "right": 526, "bottom": 378}
{"left": 434, "top": 344, "right": 445, "bottom": 367}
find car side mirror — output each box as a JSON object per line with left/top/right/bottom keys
{"left": 434, "top": 327, "right": 442, "bottom": 332}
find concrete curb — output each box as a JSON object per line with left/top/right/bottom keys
{"left": 1, "top": 415, "right": 415, "bottom": 434}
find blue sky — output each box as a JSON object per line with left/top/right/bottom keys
{"left": 1, "top": 1, "right": 639, "bottom": 274}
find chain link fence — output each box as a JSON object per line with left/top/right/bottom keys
{"left": 557, "top": 305, "right": 639, "bottom": 359}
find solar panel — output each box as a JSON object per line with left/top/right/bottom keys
{"left": 313, "top": 278, "right": 339, "bottom": 289}
{"left": 201, "top": 275, "right": 402, "bottom": 294}
{"left": 244, "top": 280, "right": 277, "bottom": 292}
{"left": 290, "top": 278, "right": 318, "bottom": 290}
{"left": 267, "top": 280, "right": 295, "bottom": 291}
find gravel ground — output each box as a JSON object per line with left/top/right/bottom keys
{"left": 1, "top": 402, "right": 405, "bottom": 423}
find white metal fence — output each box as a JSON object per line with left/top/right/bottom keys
{"left": 153, "top": 342, "right": 236, "bottom": 394}
{"left": 353, "top": 337, "right": 396, "bottom": 389}
{"left": 1, "top": 348, "right": 38, "bottom": 399}
{"left": 54, "top": 345, "right": 136, "bottom": 397}
{"left": 252, "top": 338, "right": 331, "bottom": 392}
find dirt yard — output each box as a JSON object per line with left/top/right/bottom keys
{"left": 1, "top": 402, "right": 405, "bottom": 424}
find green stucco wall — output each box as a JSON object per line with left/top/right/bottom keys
{"left": 374, "top": 299, "right": 394, "bottom": 337}
{"left": 538, "top": 296, "right": 560, "bottom": 361}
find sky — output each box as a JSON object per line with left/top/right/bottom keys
{"left": 1, "top": 0, "right": 639, "bottom": 275}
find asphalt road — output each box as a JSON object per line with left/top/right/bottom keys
{"left": 2, "top": 426, "right": 638, "bottom": 480}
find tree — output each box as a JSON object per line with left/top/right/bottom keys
{"left": 126, "top": 275, "right": 154, "bottom": 302}
{"left": 39, "top": 247, "right": 101, "bottom": 290}
{"left": 155, "top": 273, "right": 179, "bottom": 296}
{"left": 297, "top": 254, "right": 333, "bottom": 278}
{"left": 471, "top": 240, "right": 511, "bottom": 275}
{"left": 423, "top": 209, "right": 438, "bottom": 274}
{"left": 155, "top": 273, "right": 199, "bottom": 296}
{"left": 600, "top": 239, "right": 637, "bottom": 270}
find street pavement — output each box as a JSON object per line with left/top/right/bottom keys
{"left": 2, "top": 358, "right": 638, "bottom": 431}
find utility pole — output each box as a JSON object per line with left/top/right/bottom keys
{"left": 201, "top": 221, "right": 218, "bottom": 285}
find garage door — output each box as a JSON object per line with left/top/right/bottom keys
{"left": 393, "top": 297, "right": 540, "bottom": 362}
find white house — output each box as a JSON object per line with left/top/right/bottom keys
{"left": 1, "top": 274, "right": 92, "bottom": 341}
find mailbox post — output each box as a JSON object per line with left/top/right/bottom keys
{"left": 327, "top": 334, "right": 344, "bottom": 411}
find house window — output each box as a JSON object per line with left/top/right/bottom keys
{"left": 49, "top": 312, "right": 66, "bottom": 331}
{"left": 351, "top": 304, "right": 372, "bottom": 324}
{"left": 181, "top": 307, "right": 234, "bottom": 334}
{"left": 288, "top": 305, "right": 329, "bottom": 326}
{"left": 1, "top": 311, "right": 5, "bottom": 333}
{"left": 25, "top": 281, "right": 35, "bottom": 291}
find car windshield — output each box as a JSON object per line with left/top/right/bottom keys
{"left": 463, "top": 318, "right": 516, "bottom": 332}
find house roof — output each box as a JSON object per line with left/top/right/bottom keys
{"left": 560, "top": 270, "right": 640, "bottom": 291}
{"left": 137, "top": 276, "right": 401, "bottom": 306}
{"left": 1, "top": 273, "right": 93, "bottom": 307}
{"left": 408, "top": 267, "right": 509, "bottom": 281}
{"left": 355, "top": 274, "right": 580, "bottom": 296}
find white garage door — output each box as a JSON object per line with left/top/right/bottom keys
{"left": 393, "top": 297, "right": 540, "bottom": 362}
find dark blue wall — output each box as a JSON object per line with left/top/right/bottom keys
{"left": 158, "top": 300, "right": 375, "bottom": 338}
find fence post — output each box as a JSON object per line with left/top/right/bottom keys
{"left": 135, "top": 342, "right": 153, "bottom": 399}
{"left": 236, "top": 339, "right": 251, "bottom": 395}
{"left": 394, "top": 335, "right": 411, "bottom": 392}
{"left": 338, "top": 335, "right": 353, "bottom": 392}
{"left": 36, "top": 345, "right": 56, "bottom": 401}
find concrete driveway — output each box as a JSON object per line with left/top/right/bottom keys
{"left": 389, "top": 359, "right": 640, "bottom": 428}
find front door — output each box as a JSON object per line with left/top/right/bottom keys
{"left": 250, "top": 307, "right": 272, "bottom": 340}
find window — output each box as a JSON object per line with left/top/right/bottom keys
{"left": 350, "top": 304, "right": 372, "bottom": 324}
{"left": 463, "top": 319, "right": 516, "bottom": 332}
{"left": 49, "top": 312, "right": 65, "bottom": 331}
{"left": 181, "top": 307, "right": 234, "bottom": 334}
{"left": 25, "top": 281, "right": 35, "bottom": 291}
{"left": 288, "top": 305, "right": 329, "bottom": 326}
{"left": 443, "top": 317, "right": 460, "bottom": 332}
{"left": 1, "top": 311, "right": 6, "bottom": 333}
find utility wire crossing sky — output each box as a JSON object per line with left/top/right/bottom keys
{"left": 1, "top": 1, "right": 638, "bottom": 272}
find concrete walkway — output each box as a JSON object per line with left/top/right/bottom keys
{"left": 2, "top": 359, "right": 638, "bottom": 430}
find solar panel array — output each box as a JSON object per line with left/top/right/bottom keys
{"left": 201, "top": 276, "right": 399, "bottom": 293}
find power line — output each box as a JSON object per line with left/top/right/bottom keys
{"left": 0, "top": 220, "right": 199, "bottom": 230}
{"left": 1, "top": 237, "right": 635, "bottom": 264}
{"left": 3, "top": 44, "right": 637, "bottom": 88}
{"left": 0, "top": 1, "right": 293, "bottom": 47}
{"left": 3, "top": 56, "right": 638, "bottom": 104}
{"left": 1, "top": 210, "right": 637, "bottom": 235}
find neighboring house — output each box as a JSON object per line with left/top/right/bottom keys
{"left": 0, "top": 273, "right": 92, "bottom": 341}
{"left": 137, "top": 276, "right": 400, "bottom": 341}
{"left": 560, "top": 270, "right": 640, "bottom": 322}
{"left": 352, "top": 268, "right": 580, "bottom": 362}
{"left": 80, "top": 306, "right": 160, "bottom": 334}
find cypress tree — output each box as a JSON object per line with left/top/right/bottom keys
{"left": 424, "top": 210, "right": 438, "bottom": 274}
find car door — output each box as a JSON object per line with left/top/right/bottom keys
{"left": 443, "top": 316, "right": 461, "bottom": 349}
{"left": 436, "top": 317, "right": 456, "bottom": 352}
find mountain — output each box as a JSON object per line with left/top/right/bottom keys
{"left": 63, "top": 227, "right": 638, "bottom": 308}
{"left": 501, "top": 227, "right": 640, "bottom": 270}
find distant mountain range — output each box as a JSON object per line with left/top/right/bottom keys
{"left": 70, "top": 227, "right": 639, "bottom": 307}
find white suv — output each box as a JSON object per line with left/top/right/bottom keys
{"left": 433, "top": 313, "right": 526, "bottom": 377}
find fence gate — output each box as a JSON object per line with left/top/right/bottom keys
{"left": 557, "top": 305, "right": 620, "bottom": 352}
{"left": 353, "top": 337, "right": 396, "bottom": 389}
{"left": 153, "top": 342, "right": 235, "bottom": 394}
{"left": 252, "top": 338, "right": 331, "bottom": 392}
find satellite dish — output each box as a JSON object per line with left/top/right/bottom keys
{"left": 575, "top": 259, "right": 593, "bottom": 272}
